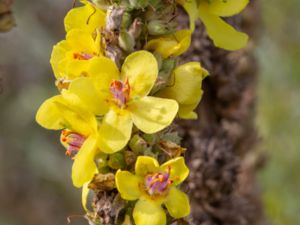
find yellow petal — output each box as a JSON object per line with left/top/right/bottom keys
{"left": 129, "top": 96, "right": 178, "bottom": 134}
{"left": 121, "top": 51, "right": 158, "bottom": 97}
{"left": 178, "top": 103, "right": 200, "bottom": 119}
{"left": 133, "top": 199, "right": 166, "bottom": 225}
{"left": 160, "top": 157, "right": 189, "bottom": 185}
{"left": 60, "top": 90, "right": 98, "bottom": 135}
{"left": 82, "top": 182, "right": 90, "bottom": 211}
{"left": 86, "top": 56, "right": 120, "bottom": 91}
{"left": 50, "top": 40, "right": 69, "bottom": 78}
{"left": 135, "top": 156, "right": 159, "bottom": 177}
{"left": 156, "top": 62, "right": 206, "bottom": 118}
{"left": 72, "top": 136, "right": 98, "bottom": 188}
{"left": 68, "top": 77, "right": 109, "bottom": 115}
{"left": 164, "top": 187, "right": 190, "bottom": 218}
{"left": 145, "top": 30, "right": 192, "bottom": 58}
{"left": 66, "top": 29, "right": 99, "bottom": 54}
{"left": 64, "top": 2, "right": 105, "bottom": 33}
{"left": 97, "top": 109, "right": 133, "bottom": 154}
{"left": 177, "top": 0, "right": 198, "bottom": 31}
{"left": 36, "top": 92, "right": 95, "bottom": 134}
{"left": 115, "top": 170, "right": 141, "bottom": 200}
{"left": 36, "top": 95, "right": 66, "bottom": 130}
{"left": 199, "top": 5, "right": 248, "bottom": 50}
{"left": 205, "top": 0, "right": 249, "bottom": 17}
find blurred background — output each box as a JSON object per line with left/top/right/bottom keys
{"left": 0, "top": 0, "right": 299, "bottom": 225}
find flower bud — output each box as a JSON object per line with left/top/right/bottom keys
{"left": 118, "top": 31, "right": 135, "bottom": 52}
{"left": 108, "top": 152, "right": 126, "bottom": 170}
{"left": 129, "top": 134, "right": 148, "bottom": 154}
{"left": 129, "top": 0, "right": 149, "bottom": 9}
{"left": 147, "top": 19, "right": 176, "bottom": 36}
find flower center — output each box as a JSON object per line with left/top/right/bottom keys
{"left": 60, "top": 129, "right": 86, "bottom": 159}
{"left": 110, "top": 79, "right": 130, "bottom": 108}
{"left": 145, "top": 167, "right": 173, "bottom": 196}
{"left": 73, "top": 52, "right": 94, "bottom": 60}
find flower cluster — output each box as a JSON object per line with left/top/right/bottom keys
{"left": 36, "top": 0, "right": 249, "bottom": 224}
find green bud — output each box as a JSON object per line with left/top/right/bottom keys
{"left": 95, "top": 152, "right": 108, "bottom": 169}
{"left": 128, "top": 18, "right": 143, "bottom": 39}
{"left": 147, "top": 20, "right": 175, "bottom": 36}
{"left": 129, "top": 0, "right": 148, "bottom": 9}
{"left": 142, "top": 133, "right": 157, "bottom": 145}
{"left": 129, "top": 134, "right": 148, "bottom": 154}
{"left": 108, "top": 152, "right": 126, "bottom": 170}
{"left": 150, "top": 58, "right": 177, "bottom": 94}
{"left": 92, "top": 0, "right": 110, "bottom": 10}
{"left": 118, "top": 31, "right": 135, "bottom": 52}
{"left": 124, "top": 150, "right": 137, "bottom": 166}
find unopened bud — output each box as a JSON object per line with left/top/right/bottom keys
{"left": 129, "top": 134, "right": 148, "bottom": 154}
{"left": 147, "top": 20, "right": 175, "bottom": 36}
{"left": 108, "top": 152, "right": 126, "bottom": 170}
{"left": 129, "top": 0, "right": 148, "bottom": 9}
{"left": 124, "top": 150, "right": 137, "bottom": 166}
{"left": 118, "top": 31, "right": 135, "bottom": 52}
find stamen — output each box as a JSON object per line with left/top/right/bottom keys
{"left": 109, "top": 79, "right": 130, "bottom": 108}
{"left": 73, "top": 52, "right": 94, "bottom": 60}
{"left": 144, "top": 167, "right": 173, "bottom": 196}
{"left": 60, "top": 130, "right": 86, "bottom": 159}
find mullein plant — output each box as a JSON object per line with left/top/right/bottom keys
{"left": 36, "top": 0, "right": 249, "bottom": 224}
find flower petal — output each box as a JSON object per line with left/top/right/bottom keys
{"left": 129, "top": 96, "right": 178, "bottom": 134}
{"left": 82, "top": 182, "right": 90, "bottom": 211}
{"left": 72, "top": 135, "right": 98, "bottom": 188}
{"left": 160, "top": 157, "right": 189, "bottom": 185}
{"left": 87, "top": 57, "right": 120, "bottom": 91}
{"left": 50, "top": 40, "right": 69, "bottom": 78}
{"left": 178, "top": 103, "right": 199, "bottom": 119}
{"left": 60, "top": 90, "right": 98, "bottom": 135}
{"left": 115, "top": 170, "right": 141, "bottom": 200}
{"left": 36, "top": 95, "right": 66, "bottom": 130}
{"left": 164, "top": 187, "right": 190, "bottom": 218}
{"left": 177, "top": 0, "right": 198, "bottom": 31}
{"left": 97, "top": 109, "right": 133, "bottom": 153}
{"left": 135, "top": 156, "right": 159, "bottom": 177}
{"left": 68, "top": 77, "right": 109, "bottom": 115}
{"left": 121, "top": 51, "right": 158, "bottom": 97}
{"left": 133, "top": 199, "right": 166, "bottom": 225}
{"left": 199, "top": 5, "right": 248, "bottom": 50}
{"left": 205, "top": 0, "right": 249, "bottom": 17}
{"left": 66, "top": 29, "right": 99, "bottom": 54}
{"left": 156, "top": 62, "right": 207, "bottom": 119}
{"left": 37, "top": 93, "right": 96, "bottom": 135}
{"left": 64, "top": 1, "right": 105, "bottom": 33}
{"left": 145, "top": 30, "right": 192, "bottom": 59}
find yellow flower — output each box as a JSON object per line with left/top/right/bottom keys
{"left": 144, "top": 30, "right": 192, "bottom": 58}
{"left": 64, "top": 0, "right": 106, "bottom": 34}
{"left": 50, "top": 29, "right": 102, "bottom": 79}
{"left": 36, "top": 90, "right": 99, "bottom": 187}
{"left": 178, "top": 0, "right": 249, "bottom": 50}
{"left": 67, "top": 51, "right": 179, "bottom": 154}
{"left": 116, "top": 156, "right": 190, "bottom": 225}
{"left": 156, "top": 62, "right": 208, "bottom": 119}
